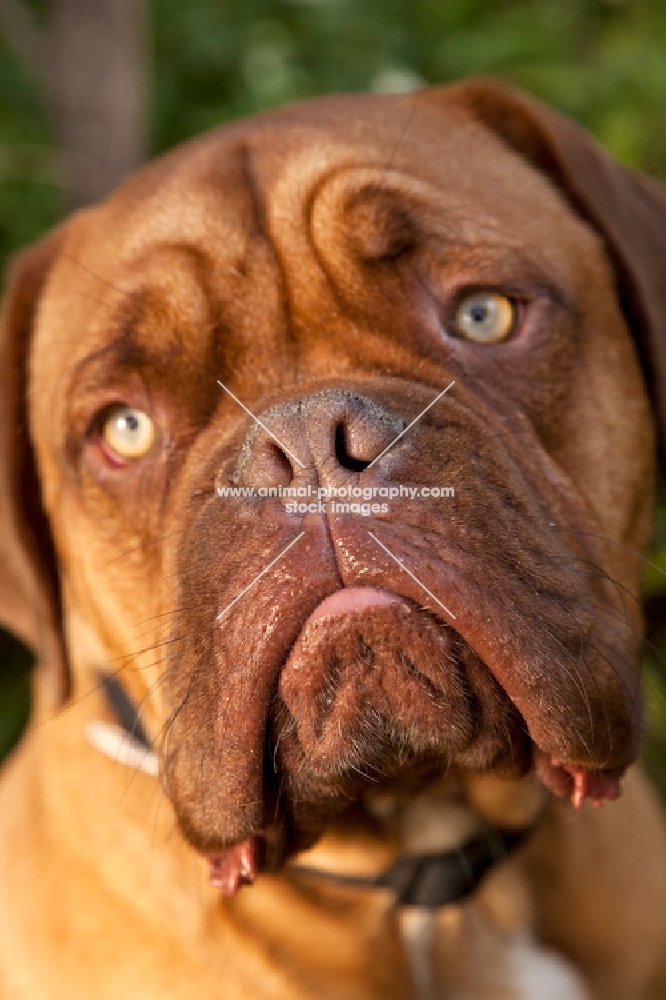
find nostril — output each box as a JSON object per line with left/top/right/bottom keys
{"left": 334, "top": 423, "right": 372, "bottom": 473}
{"left": 241, "top": 441, "right": 294, "bottom": 489}
{"left": 265, "top": 443, "right": 294, "bottom": 486}
{"left": 234, "top": 392, "right": 402, "bottom": 487}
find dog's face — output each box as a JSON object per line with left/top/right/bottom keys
{"left": 2, "top": 81, "right": 665, "bottom": 883}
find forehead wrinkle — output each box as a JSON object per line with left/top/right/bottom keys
{"left": 63, "top": 290, "right": 189, "bottom": 395}
{"left": 103, "top": 140, "right": 270, "bottom": 280}
{"left": 66, "top": 334, "right": 151, "bottom": 395}
{"left": 106, "top": 242, "right": 227, "bottom": 352}
{"left": 104, "top": 288, "right": 206, "bottom": 381}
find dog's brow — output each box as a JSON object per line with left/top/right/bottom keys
{"left": 67, "top": 337, "right": 144, "bottom": 386}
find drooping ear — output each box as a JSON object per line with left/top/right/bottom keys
{"left": 434, "top": 77, "right": 666, "bottom": 468}
{"left": 0, "top": 225, "right": 70, "bottom": 704}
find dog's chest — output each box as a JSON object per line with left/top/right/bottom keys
{"left": 397, "top": 907, "right": 590, "bottom": 1000}
{"left": 300, "top": 786, "right": 592, "bottom": 1000}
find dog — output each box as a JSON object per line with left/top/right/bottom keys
{"left": 1, "top": 76, "right": 666, "bottom": 999}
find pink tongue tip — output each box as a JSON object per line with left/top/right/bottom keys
{"left": 307, "top": 587, "right": 410, "bottom": 624}
{"left": 534, "top": 749, "right": 623, "bottom": 809}
{"left": 207, "top": 838, "right": 258, "bottom": 896}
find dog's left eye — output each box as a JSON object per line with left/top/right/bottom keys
{"left": 101, "top": 405, "right": 156, "bottom": 460}
{"left": 452, "top": 291, "right": 516, "bottom": 344}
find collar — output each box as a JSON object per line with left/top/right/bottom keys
{"left": 289, "top": 823, "right": 534, "bottom": 908}
{"left": 85, "top": 672, "right": 158, "bottom": 776}
{"left": 88, "top": 672, "right": 538, "bottom": 908}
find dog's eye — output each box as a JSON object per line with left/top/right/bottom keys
{"left": 101, "top": 405, "right": 155, "bottom": 460}
{"left": 452, "top": 292, "right": 515, "bottom": 344}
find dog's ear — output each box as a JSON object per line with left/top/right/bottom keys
{"left": 438, "top": 77, "right": 666, "bottom": 467}
{"left": 0, "top": 226, "right": 70, "bottom": 705}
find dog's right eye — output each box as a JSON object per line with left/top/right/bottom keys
{"left": 100, "top": 405, "right": 156, "bottom": 460}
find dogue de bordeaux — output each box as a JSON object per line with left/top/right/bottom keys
{"left": 1, "top": 77, "right": 666, "bottom": 999}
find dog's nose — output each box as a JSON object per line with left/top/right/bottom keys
{"left": 233, "top": 389, "right": 405, "bottom": 489}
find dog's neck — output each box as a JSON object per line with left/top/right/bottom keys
{"left": 86, "top": 671, "right": 544, "bottom": 911}
{"left": 21, "top": 661, "right": 557, "bottom": 999}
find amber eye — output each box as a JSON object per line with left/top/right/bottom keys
{"left": 452, "top": 291, "right": 516, "bottom": 344}
{"left": 101, "top": 405, "right": 155, "bottom": 460}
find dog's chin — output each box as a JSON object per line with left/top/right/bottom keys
{"left": 178, "top": 588, "right": 625, "bottom": 895}
{"left": 202, "top": 589, "right": 534, "bottom": 894}
{"left": 271, "top": 588, "right": 530, "bottom": 826}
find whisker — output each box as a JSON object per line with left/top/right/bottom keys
{"left": 551, "top": 526, "right": 666, "bottom": 577}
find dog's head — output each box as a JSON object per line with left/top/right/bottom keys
{"left": 2, "top": 79, "right": 666, "bottom": 883}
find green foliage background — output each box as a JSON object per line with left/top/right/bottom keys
{"left": 3, "top": 0, "right": 666, "bottom": 261}
{"left": 1, "top": 0, "right": 666, "bottom": 779}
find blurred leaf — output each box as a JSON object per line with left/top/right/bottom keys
{"left": 0, "top": 632, "right": 31, "bottom": 761}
